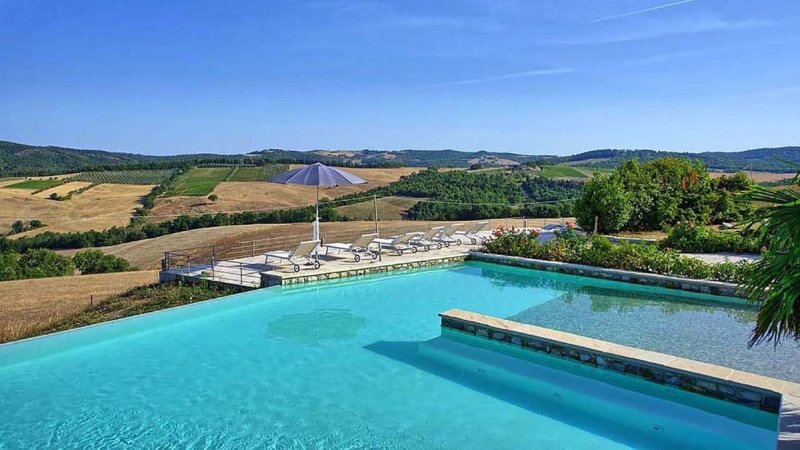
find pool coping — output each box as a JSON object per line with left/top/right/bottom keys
{"left": 439, "top": 308, "right": 800, "bottom": 449}
{"left": 260, "top": 254, "right": 468, "bottom": 286}
{"left": 469, "top": 251, "right": 743, "bottom": 298}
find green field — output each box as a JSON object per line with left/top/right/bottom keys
{"left": 226, "top": 165, "right": 289, "bottom": 182}
{"left": 167, "top": 167, "right": 233, "bottom": 196}
{"left": 74, "top": 169, "right": 176, "bottom": 185}
{"left": 4, "top": 179, "right": 63, "bottom": 190}
{"left": 572, "top": 166, "right": 614, "bottom": 177}
{"left": 539, "top": 165, "right": 588, "bottom": 178}
{"left": 337, "top": 196, "right": 422, "bottom": 221}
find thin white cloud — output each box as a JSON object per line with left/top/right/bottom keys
{"left": 550, "top": 17, "right": 776, "bottom": 45}
{"left": 587, "top": 0, "right": 699, "bottom": 24}
{"left": 413, "top": 68, "right": 575, "bottom": 90}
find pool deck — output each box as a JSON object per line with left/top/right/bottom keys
{"left": 159, "top": 239, "right": 484, "bottom": 288}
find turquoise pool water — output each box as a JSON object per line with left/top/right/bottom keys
{"left": 0, "top": 262, "right": 781, "bottom": 449}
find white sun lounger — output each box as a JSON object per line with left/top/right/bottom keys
{"left": 455, "top": 221, "right": 490, "bottom": 245}
{"left": 322, "top": 233, "right": 378, "bottom": 262}
{"left": 433, "top": 223, "right": 464, "bottom": 247}
{"left": 410, "top": 226, "right": 444, "bottom": 251}
{"left": 373, "top": 232, "right": 418, "bottom": 256}
{"left": 264, "top": 240, "right": 320, "bottom": 273}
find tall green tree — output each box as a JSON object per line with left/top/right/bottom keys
{"left": 743, "top": 169, "right": 800, "bottom": 347}
{"left": 576, "top": 174, "right": 632, "bottom": 233}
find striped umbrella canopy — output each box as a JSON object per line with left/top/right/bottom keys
{"left": 271, "top": 163, "right": 367, "bottom": 240}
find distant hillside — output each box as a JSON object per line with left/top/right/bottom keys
{"left": 549, "top": 148, "right": 800, "bottom": 172}
{"left": 2, "top": 139, "right": 799, "bottom": 176}
{"left": 0, "top": 141, "right": 164, "bottom": 176}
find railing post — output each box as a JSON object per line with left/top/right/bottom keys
{"left": 240, "top": 263, "right": 243, "bottom": 285}
{"left": 252, "top": 241, "right": 255, "bottom": 258}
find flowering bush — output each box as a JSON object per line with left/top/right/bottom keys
{"left": 483, "top": 229, "right": 751, "bottom": 283}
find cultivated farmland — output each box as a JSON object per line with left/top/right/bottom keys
{"left": 226, "top": 165, "right": 289, "bottom": 182}
{"left": 75, "top": 169, "right": 176, "bottom": 184}
{"left": 538, "top": 165, "right": 589, "bottom": 179}
{"left": 4, "top": 178, "right": 63, "bottom": 190}
{"left": 34, "top": 181, "right": 94, "bottom": 198}
{"left": 148, "top": 166, "right": 422, "bottom": 221}
{"left": 337, "top": 196, "right": 422, "bottom": 221}
{"left": 167, "top": 167, "right": 233, "bottom": 196}
{"left": 2, "top": 183, "right": 154, "bottom": 236}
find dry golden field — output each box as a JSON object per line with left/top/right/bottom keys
{"left": 0, "top": 270, "right": 159, "bottom": 343}
{"left": 147, "top": 166, "right": 422, "bottom": 221}
{"left": 33, "top": 181, "right": 93, "bottom": 198}
{"left": 2, "top": 183, "right": 153, "bottom": 236}
{"left": 336, "top": 196, "right": 421, "bottom": 221}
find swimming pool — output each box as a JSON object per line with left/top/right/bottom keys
{"left": 0, "top": 262, "right": 784, "bottom": 448}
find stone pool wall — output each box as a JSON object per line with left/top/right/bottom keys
{"left": 469, "top": 252, "right": 743, "bottom": 298}
{"left": 260, "top": 255, "right": 467, "bottom": 287}
{"left": 440, "top": 309, "right": 790, "bottom": 414}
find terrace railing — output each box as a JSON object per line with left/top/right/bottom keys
{"left": 161, "top": 217, "right": 571, "bottom": 275}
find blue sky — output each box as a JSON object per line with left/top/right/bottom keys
{"left": 1, "top": 0, "right": 798, "bottom": 155}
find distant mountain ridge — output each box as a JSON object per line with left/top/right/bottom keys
{"left": 2, "top": 140, "right": 799, "bottom": 176}
{"left": 548, "top": 147, "right": 800, "bottom": 172}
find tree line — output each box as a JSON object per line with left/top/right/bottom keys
{"left": 576, "top": 158, "right": 754, "bottom": 233}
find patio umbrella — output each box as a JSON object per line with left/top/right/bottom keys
{"left": 271, "top": 162, "right": 367, "bottom": 241}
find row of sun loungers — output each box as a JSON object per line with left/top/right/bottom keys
{"left": 263, "top": 222, "right": 490, "bottom": 272}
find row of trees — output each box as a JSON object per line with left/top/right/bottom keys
{"left": 0, "top": 248, "right": 131, "bottom": 281}
{"left": 333, "top": 168, "right": 582, "bottom": 221}
{"left": 576, "top": 158, "right": 754, "bottom": 233}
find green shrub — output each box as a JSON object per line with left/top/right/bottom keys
{"left": 16, "top": 249, "right": 74, "bottom": 279}
{"left": 483, "top": 230, "right": 749, "bottom": 283}
{"left": 10, "top": 220, "right": 24, "bottom": 234}
{"left": 73, "top": 250, "right": 133, "bottom": 274}
{"left": 659, "top": 223, "right": 761, "bottom": 253}
{"left": 575, "top": 174, "right": 631, "bottom": 233}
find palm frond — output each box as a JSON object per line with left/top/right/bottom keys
{"left": 743, "top": 167, "right": 800, "bottom": 347}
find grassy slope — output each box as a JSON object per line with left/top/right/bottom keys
{"left": 539, "top": 165, "right": 588, "bottom": 178}
{"left": 336, "top": 196, "right": 422, "bottom": 221}
{"left": 167, "top": 167, "right": 233, "bottom": 196}
{"left": 3, "top": 280, "right": 235, "bottom": 343}
{"left": 4, "top": 179, "right": 64, "bottom": 190}
{"left": 0, "top": 270, "right": 159, "bottom": 343}
{"left": 573, "top": 166, "right": 615, "bottom": 177}
{"left": 226, "top": 165, "right": 289, "bottom": 182}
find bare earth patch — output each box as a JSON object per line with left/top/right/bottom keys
{"left": 148, "top": 166, "right": 422, "bottom": 221}
{"left": 0, "top": 270, "right": 159, "bottom": 343}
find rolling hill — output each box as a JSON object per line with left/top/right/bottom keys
{"left": 2, "top": 140, "right": 799, "bottom": 176}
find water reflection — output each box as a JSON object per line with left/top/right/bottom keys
{"left": 266, "top": 309, "right": 366, "bottom": 346}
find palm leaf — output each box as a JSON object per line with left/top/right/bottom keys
{"left": 743, "top": 167, "right": 800, "bottom": 347}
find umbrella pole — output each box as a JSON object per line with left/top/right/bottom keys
{"left": 315, "top": 184, "right": 320, "bottom": 262}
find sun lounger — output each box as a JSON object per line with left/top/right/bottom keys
{"left": 322, "top": 233, "right": 378, "bottom": 262}
{"left": 433, "top": 223, "right": 464, "bottom": 247}
{"left": 410, "top": 226, "right": 444, "bottom": 251}
{"left": 264, "top": 240, "right": 320, "bottom": 272}
{"left": 455, "top": 221, "right": 490, "bottom": 245}
{"left": 373, "top": 232, "right": 418, "bottom": 256}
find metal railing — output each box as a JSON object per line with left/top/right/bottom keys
{"left": 162, "top": 217, "right": 572, "bottom": 274}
